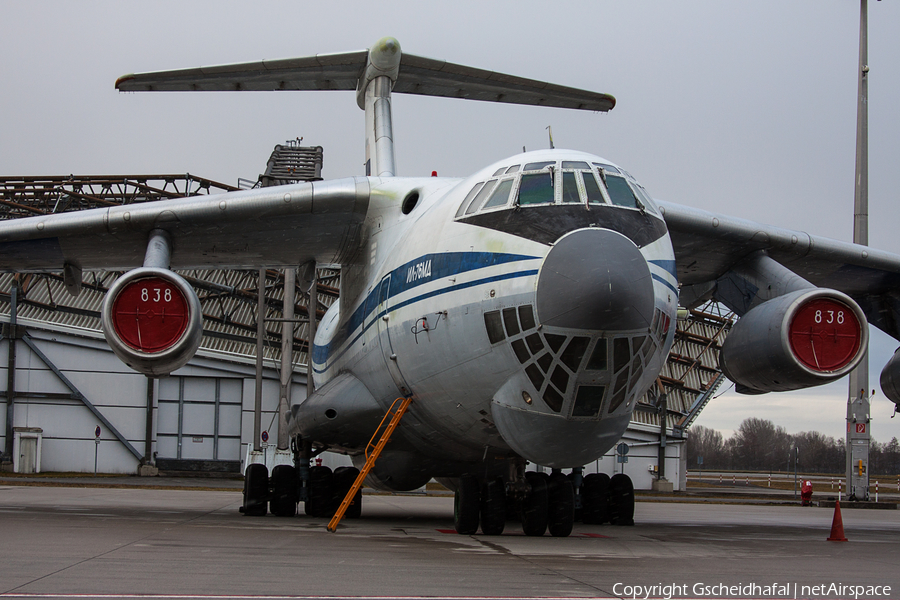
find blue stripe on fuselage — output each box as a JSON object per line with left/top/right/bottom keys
{"left": 312, "top": 251, "right": 540, "bottom": 371}
{"left": 651, "top": 273, "right": 679, "bottom": 295}
{"left": 649, "top": 259, "right": 678, "bottom": 279}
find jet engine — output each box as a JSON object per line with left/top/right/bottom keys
{"left": 100, "top": 267, "right": 203, "bottom": 377}
{"left": 879, "top": 348, "right": 900, "bottom": 409}
{"left": 720, "top": 288, "right": 867, "bottom": 394}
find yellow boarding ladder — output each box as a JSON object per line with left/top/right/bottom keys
{"left": 327, "top": 396, "right": 413, "bottom": 532}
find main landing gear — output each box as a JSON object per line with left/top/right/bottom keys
{"left": 240, "top": 463, "right": 363, "bottom": 519}
{"left": 453, "top": 469, "right": 634, "bottom": 536}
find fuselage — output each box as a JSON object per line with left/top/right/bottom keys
{"left": 309, "top": 149, "right": 678, "bottom": 480}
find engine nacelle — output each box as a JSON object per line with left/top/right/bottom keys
{"left": 100, "top": 267, "right": 203, "bottom": 377}
{"left": 879, "top": 348, "right": 900, "bottom": 408}
{"left": 720, "top": 288, "right": 867, "bottom": 393}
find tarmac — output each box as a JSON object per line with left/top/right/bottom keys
{"left": 1, "top": 473, "right": 899, "bottom": 599}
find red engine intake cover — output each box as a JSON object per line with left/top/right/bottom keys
{"left": 789, "top": 297, "right": 862, "bottom": 373}
{"left": 111, "top": 276, "right": 189, "bottom": 353}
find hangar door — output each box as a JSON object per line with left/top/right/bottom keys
{"left": 157, "top": 377, "right": 242, "bottom": 462}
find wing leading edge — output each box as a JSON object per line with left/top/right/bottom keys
{"left": 0, "top": 177, "right": 370, "bottom": 272}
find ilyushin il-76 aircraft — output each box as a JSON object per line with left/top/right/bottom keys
{"left": 2, "top": 37, "right": 900, "bottom": 537}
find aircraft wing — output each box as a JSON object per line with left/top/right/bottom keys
{"left": 0, "top": 177, "right": 369, "bottom": 272}
{"left": 116, "top": 51, "right": 615, "bottom": 112}
{"left": 659, "top": 200, "right": 900, "bottom": 340}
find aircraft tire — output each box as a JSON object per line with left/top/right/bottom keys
{"left": 609, "top": 473, "right": 635, "bottom": 526}
{"left": 582, "top": 473, "right": 610, "bottom": 525}
{"left": 269, "top": 464, "right": 298, "bottom": 517}
{"left": 480, "top": 477, "right": 506, "bottom": 536}
{"left": 242, "top": 463, "right": 269, "bottom": 517}
{"left": 521, "top": 472, "right": 548, "bottom": 536}
{"left": 547, "top": 473, "right": 574, "bottom": 537}
{"left": 333, "top": 466, "right": 362, "bottom": 519}
{"left": 305, "top": 465, "right": 333, "bottom": 518}
{"left": 454, "top": 475, "right": 480, "bottom": 535}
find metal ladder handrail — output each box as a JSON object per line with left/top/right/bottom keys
{"left": 327, "top": 396, "right": 413, "bottom": 532}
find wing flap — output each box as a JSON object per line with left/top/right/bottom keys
{"left": 0, "top": 177, "right": 370, "bottom": 272}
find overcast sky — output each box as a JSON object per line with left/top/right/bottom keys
{"left": 2, "top": 1, "right": 899, "bottom": 442}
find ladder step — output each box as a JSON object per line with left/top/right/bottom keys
{"left": 327, "top": 396, "right": 412, "bottom": 532}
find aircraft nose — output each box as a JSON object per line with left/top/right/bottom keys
{"left": 536, "top": 228, "right": 654, "bottom": 331}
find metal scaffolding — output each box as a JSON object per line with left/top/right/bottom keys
{"left": 0, "top": 174, "right": 239, "bottom": 218}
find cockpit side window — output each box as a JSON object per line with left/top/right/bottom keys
{"left": 492, "top": 167, "right": 507, "bottom": 177}
{"left": 466, "top": 179, "right": 498, "bottom": 215}
{"left": 455, "top": 182, "right": 485, "bottom": 218}
{"left": 630, "top": 182, "right": 659, "bottom": 215}
{"left": 517, "top": 172, "right": 554, "bottom": 205}
{"left": 505, "top": 164, "right": 520, "bottom": 174}
{"left": 605, "top": 175, "right": 639, "bottom": 209}
{"left": 482, "top": 178, "right": 515, "bottom": 210}
{"left": 523, "top": 161, "right": 554, "bottom": 171}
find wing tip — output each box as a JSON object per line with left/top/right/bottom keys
{"left": 115, "top": 74, "right": 135, "bottom": 91}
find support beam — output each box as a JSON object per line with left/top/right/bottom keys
{"left": 144, "top": 377, "right": 154, "bottom": 463}
{"left": 307, "top": 263, "right": 317, "bottom": 399}
{"left": 21, "top": 334, "right": 142, "bottom": 461}
{"left": 278, "top": 269, "right": 295, "bottom": 450}
{"left": 3, "top": 281, "right": 17, "bottom": 465}
{"left": 254, "top": 268, "right": 265, "bottom": 452}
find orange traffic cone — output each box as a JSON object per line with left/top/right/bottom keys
{"left": 827, "top": 500, "right": 848, "bottom": 542}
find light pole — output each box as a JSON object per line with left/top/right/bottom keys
{"left": 846, "top": 0, "right": 875, "bottom": 502}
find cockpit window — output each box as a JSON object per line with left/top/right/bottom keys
{"left": 517, "top": 172, "right": 554, "bottom": 205}
{"left": 594, "top": 162, "right": 620, "bottom": 174}
{"left": 562, "top": 172, "right": 580, "bottom": 204}
{"left": 523, "top": 161, "right": 554, "bottom": 171}
{"left": 482, "top": 178, "right": 514, "bottom": 210}
{"left": 505, "top": 164, "right": 520, "bottom": 174}
{"left": 583, "top": 171, "right": 606, "bottom": 204}
{"left": 605, "top": 175, "right": 639, "bottom": 209}
{"left": 562, "top": 161, "right": 591, "bottom": 169}
{"left": 492, "top": 167, "right": 507, "bottom": 177}
{"left": 455, "top": 182, "right": 485, "bottom": 218}
{"left": 466, "top": 179, "right": 497, "bottom": 215}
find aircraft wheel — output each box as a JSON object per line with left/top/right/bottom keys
{"left": 547, "top": 473, "right": 574, "bottom": 537}
{"left": 241, "top": 463, "right": 269, "bottom": 517}
{"left": 305, "top": 465, "right": 333, "bottom": 518}
{"left": 333, "top": 466, "right": 362, "bottom": 519}
{"left": 582, "top": 473, "right": 610, "bottom": 525}
{"left": 269, "top": 464, "right": 298, "bottom": 517}
{"left": 480, "top": 477, "right": 506, "bottom": 536}
{"left": 454, "top": 475, "right": 480, "bottom": 534}
{"left": 609, "top": 473, "right": 635, "bottom": 526}
{"left": 521, "top": 472, "right": 548, "bottom": 536}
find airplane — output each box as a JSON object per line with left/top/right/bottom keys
{"left": 2, "top": 36, "right": 900, "bottom": 537}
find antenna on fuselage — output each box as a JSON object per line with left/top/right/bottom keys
{"left": 546, "top": 126, "right": 555, "bottom": 150}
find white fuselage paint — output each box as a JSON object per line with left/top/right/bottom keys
{"left": 311, "top": 149, "right": 678, "bottom": 470}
